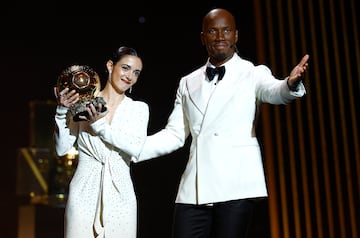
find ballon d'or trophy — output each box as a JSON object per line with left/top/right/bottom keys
{"left": 57, "top": 65, "right": 107, "bottom": 121}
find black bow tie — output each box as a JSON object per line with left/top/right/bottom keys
{"left": 206, "top": 66, "right": 225, "bottom": 81}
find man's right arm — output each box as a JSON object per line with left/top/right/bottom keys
{"left": 134, "top": 83, "right": 190, "bottom": 162}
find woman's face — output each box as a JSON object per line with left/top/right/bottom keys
{"left": 108, "top": 55, "right": 143, "bottom": 93}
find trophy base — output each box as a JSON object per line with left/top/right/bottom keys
{"left": 70, "top": 97, "right": 107, "bottom": 122}
{"left": 73, "top": 106, "right": 107, "bottom": 122}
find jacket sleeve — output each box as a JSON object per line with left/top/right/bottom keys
{"left": 254, "top": 65, "right": 306, "bottom": 104}
{"left": 134, "top": 79, "right": 190, "bottom": 162}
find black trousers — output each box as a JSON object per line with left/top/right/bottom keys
{"left": 172, "top": 199, "right": 256, "bottom": 238}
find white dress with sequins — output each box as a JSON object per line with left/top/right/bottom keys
{"left": 54, "top": 96, "right": 149, "bottom": 238}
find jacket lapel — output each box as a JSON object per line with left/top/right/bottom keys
{"left": 201, "top": 55, "right": 248, "bottom": 129}
{"left": 185, "top": 55, "right": 249, "bottom": 129}
{"left": 186, "top": 66, "right": 209, "bottom": 115}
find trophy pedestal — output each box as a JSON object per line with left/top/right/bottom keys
{"left": 17, "top": 204, "right": 64, "bottom": 238}
{"left": 16, "top": 147, "right": 77, "bottom": 238}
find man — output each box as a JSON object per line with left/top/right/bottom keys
{"left": 136, "top": 8, "right": 309, "bottom": 238}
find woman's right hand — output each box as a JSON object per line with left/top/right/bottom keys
{"left": 54, "top": 87, "right": 79, "bottom": 108}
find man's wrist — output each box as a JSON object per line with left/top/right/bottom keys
{"left": 287, "top": 78, "right": 300, "bottom": 91}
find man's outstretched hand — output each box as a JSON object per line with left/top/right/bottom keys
{"left": 288, "top": 54, "right": 310, "bottom": 88}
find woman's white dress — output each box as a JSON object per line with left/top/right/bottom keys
{"left": 54, "top": 96, "right": 149, "bottom": 238}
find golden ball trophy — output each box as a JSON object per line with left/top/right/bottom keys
{"left": 57, "top": 65, "right": 107, "bottom": 121}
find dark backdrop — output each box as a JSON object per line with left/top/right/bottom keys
{"left": 1, "top": 1, "right": 259, "bottom": 238}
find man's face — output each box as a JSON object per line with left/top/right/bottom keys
{"left": 201, "top": 9, "right": 238, "bottom": 66}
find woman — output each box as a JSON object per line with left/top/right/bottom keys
{"left": 53, "top": 46, "right": 149, "bottom": 238}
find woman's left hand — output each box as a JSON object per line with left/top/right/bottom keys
{"left": 78, "top": 103, "right": 107, "bottom": 122}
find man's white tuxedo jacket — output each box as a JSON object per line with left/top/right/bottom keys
{"left": 137, "top": 54, "right": 306, "bottom": 205}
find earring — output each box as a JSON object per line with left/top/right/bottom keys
{"left": 129, "top": 87, "right": 132, "bottom": 94}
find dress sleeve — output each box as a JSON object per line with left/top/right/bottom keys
{"left": 90, "top": 101, "right": 150, "bottom": 158}
{"left": 54, "top": 106, "right": 78, "bottom": 156}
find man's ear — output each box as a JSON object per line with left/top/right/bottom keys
{"left": 200, "top": 32, "right": 206, "bottom": 46}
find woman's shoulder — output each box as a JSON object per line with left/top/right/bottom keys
{"left": 125, "top": 96, "right": 149, "bottom": 110}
